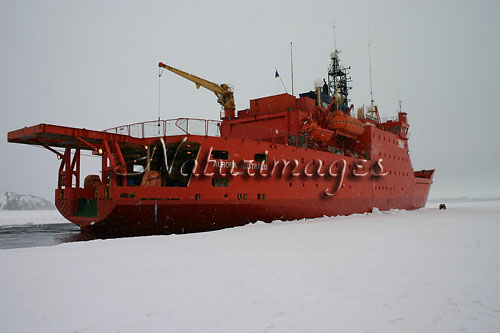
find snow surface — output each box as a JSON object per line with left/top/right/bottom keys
{"left": 0, "top": 210, "right": 68, "bottom": 226}
{"left": 1, "top": 200, "right": 499, "bottom": 332}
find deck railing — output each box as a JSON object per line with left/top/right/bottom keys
{"left": 104, "top": 118, "right": 318, "bottom": 149}
{"left": 103, "top": 118, "right": 365, "bottom": 156}
{"left": 104, "top": 118, "right": 222, "bottom": 138}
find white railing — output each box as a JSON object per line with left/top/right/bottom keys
{"left": 104, "top": 118, "right": 222, "bottom": 138}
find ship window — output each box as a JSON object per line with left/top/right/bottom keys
{"left": 257, "top": 193, "right": 261, "bottom": 200}
{"left": 297, "top": 135, "right": 306, "bottom": 148}
{"left": 212, "top": 178, "right": 230, "bottom": 187}
{"left": 254, "top": 153, "right": 268, "bottom": 162}
{"left": 307, "top": 137, "right": 315, "bottom": 149}
{"left": 212, "top": 150, "right": 229, "bottom": 160}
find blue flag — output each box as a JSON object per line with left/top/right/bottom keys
{"left": 275, "top": 70, "right": 279, "bottom": 78}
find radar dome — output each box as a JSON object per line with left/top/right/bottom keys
{"left": 314, "top": 79, "right": 324, "bottom": 89}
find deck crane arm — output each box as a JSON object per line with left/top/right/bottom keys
{"left": 158, "top": 62, "right": 235, "bottom": 113}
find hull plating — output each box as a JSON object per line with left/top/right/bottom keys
{"left": 54, "top": 129, "right": 433, "bottom": 236}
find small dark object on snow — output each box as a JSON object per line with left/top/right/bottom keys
{"left": 439, "top": 203, "right": 447, "bottom": 210}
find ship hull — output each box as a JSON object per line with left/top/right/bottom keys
{"left": 57, "top": 188, "right": 432, "bottom": 236}
{"left": 53, "top": 127, "right": 433, "bottom": 236}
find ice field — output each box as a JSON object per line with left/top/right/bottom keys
{"left": 1, "top": 199, "right": 499, "bottom": 332}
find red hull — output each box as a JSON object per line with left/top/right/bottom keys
{"left": 46, "top": 127, "right": 433, "bottom": 236}
{"left": 62, "top": 194, "right": 431, "bottom": 235}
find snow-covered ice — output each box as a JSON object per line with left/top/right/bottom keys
{"left": 1, "top": 199, "right": 499, "bottom": 332}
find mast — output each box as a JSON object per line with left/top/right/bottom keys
{"left": 290, "top": 42, "right": 294, "bottom": 96}
{"left": 333, "top": 25, "right": 337, "bottom": 53}
{"left": 327, "top": 50, "right": 351, "bottom": 112}
{"left": 366, "top": 42, "right": 379, "bottom": 122}
{"left": 368, "top": 42, "right": 374, "bottom": 103}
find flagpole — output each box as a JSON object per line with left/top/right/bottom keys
{"left": 290, "top": 42, "right": 294, "bottom": 96}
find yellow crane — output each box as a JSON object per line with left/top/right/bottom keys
{"left": 158, "top": 62, "right": 235, "bottom": 117}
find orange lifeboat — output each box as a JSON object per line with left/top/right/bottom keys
{"left": 327, "top": 110, "right": 365, "bottom": 138}
{"left": 301, "top": 121, "right": 334, "bottom": 143}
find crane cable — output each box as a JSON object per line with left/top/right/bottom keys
{"left": 158, "top": 66, "right": 165, "bottom": 134}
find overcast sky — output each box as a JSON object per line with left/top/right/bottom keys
{"left": 1, "top": 0, "right": 499, "bottom": 201}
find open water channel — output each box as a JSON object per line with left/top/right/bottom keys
{"left": 0, "top": 223, "right": 100, "bottom": 249}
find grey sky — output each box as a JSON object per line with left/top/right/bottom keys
{"left": 1, "top": 0, "right": 499, "bottom": 201}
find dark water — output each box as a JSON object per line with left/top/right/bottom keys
{"left": 0, "top": 223, "right": 101, "bottom": 250}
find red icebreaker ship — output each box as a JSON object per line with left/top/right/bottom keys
{"left": 8, "top": 51, "right": 434, "bottom": 235}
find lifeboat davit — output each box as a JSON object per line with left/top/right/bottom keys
{"left": 327, "top": 110, "right": 365, "bottom": 138}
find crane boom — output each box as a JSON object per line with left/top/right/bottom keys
{"left": 158, "top": 62, "right": 235, "bottom": 112}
